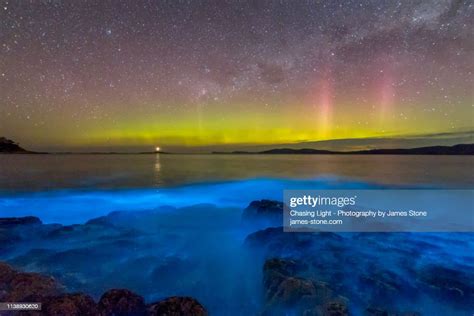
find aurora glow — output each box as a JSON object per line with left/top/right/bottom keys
{"left": 0, "top": 1, "right": 472, "bottom": 152}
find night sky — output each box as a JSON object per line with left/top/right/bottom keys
{"left": 0, "top": 0, "right": 472, "bottom": 151}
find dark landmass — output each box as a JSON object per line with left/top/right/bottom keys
{"left": 41, "top": 151, "right": 172, "bottom": 155}
{"left": 262, "top": 148, "right": 335, "bottom": 154}
{"left": 0, "top": 136, "right": 177, "bottom": 155}
{"left": 0, "top": 137, "right": 32, "bottom": 153}
{"left": 2, "top": 135, "right": 473, "bottom": 155}
{"left": 213, "top": 143, "right": 474, "bottom": 155}
{"left": 352, "top": 143, "right": 474, "bottom": 155}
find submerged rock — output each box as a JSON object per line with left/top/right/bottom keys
{"left": 359, "top": 269, "right": 417, "bottom": 304}
{"left": 0, "top": 217, "right": 61, "bottom": 253}
{"left": 245, "top": 226, "right": 343, "bottom": 264}
{"left": 147, "top": 296, "right": 208, "bottom": 316}
{"left": 98, "top": 289, "right": 147, "bottom": 316}
{"left": 417, "top": 264, "right": 474, "bottom": 308}
{"left": 0, "top": 217, "right": 43, "bottom": 249}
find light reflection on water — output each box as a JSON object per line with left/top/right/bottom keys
{"left": 154, "top": 154, "right": 161, "bottom": 185}
{"left": 0, "top": 154, "right": 473, "bottom": 193}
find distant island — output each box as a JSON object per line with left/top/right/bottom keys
{"left": 213, "top": 143, "right": 474, "bottom": 155}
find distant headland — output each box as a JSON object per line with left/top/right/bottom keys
{"left": 1, "top": 137, "right": 473, "bottom": 155}
{"left": 213, "top": 143, "right": 474, "bottom": 155}
{"left": 0, "top": 137, "right": 31, "bottom": 153}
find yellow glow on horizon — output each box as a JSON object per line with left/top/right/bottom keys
{"left": 23, "top": 97, "right": 473, "bottom": 149}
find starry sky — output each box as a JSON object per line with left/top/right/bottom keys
{"left": 0, "top": 0, "right": 472, "bottom": 152}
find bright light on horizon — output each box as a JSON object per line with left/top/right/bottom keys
{"left": 155, "top": 146, "right": 161, "bottom": 152}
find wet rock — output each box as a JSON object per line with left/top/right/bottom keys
{"left": 359, "top": 269, "right": 416, "bottom": 303}
{"left": 365, "top": 307, "right": 388, "bottom": 316}
{"left": 147, "top": 296, "right": 208, "bottom": 316}
{"left": 262, "top": 258, "right": 347, "bottom": 315}
{"left": 0, "top": 232, "right": 21, "bottom": 252}
{"left": 263, "top": 258, "right": 308, "bottom": 303}
{"left": 98, "top": 289, "right": 146, "bottom": 316}
{"left": 5, "top": 271, "right": 62, "bottom": 302}
{"left": 365, "top": 307, "right": 421, "bottom": 316}
{"left": 322, "top": 301, "right": 349, "bottom": 316}
{"left": 0, "top": 216, "right": 42, "bottom": 227}
{"left": 0, "top": 261, "right": 17, "bottom": 284}
{"left": 0, "top": 262, "right": 62, "bottom": 303}
{"left": 0, "top": 218, "right": 62, "bottom": 255}
{"left": 417, "top": 264, "right": 474, "bottom": 308}
{"left": 44, "top": 224, "right": 80, "bottom": 238}
{"left": 0, "top": 217, "right": 43, "bottom": 252}
{"left": 44, "top": 293, "right": 98, "bottom": 316}
{"left": 85, "top": 212, "right": 122, "bottom": 226}
{"left": 44, "top": 221, "right": 136, "bottom": 241}
{"left": 269, "top": 276, "right": 317, "bottom": 305}
{"left": 264, "top": 258, "right": 303, "bottom": 278}
{"left": 0, "top": 262, "right": 207, "bottom": 316}
{"left": 242, "top": 200, "right": 284, "bottom": 227}
{"left": 0, "top": 262, "right": 17, "bottom": 300}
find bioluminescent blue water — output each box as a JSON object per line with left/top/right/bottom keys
{"left": 0, "top": 177, "right": 390, "bottom": 224}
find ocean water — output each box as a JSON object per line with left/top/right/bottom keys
{"left": 0, "top": 154, "right": 473, "bottom": 315}
{"left": 1, "top": 154, "right": 473, "bottom": 193}
{"left": 0, "top": 154, "right": 472, "bottom": 223}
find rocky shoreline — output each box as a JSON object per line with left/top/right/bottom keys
{"left": 0, "top": 200, "right": 473, "bottom": 315}
{"left": 0, "top": 262, "right": 207, "bottom": 315}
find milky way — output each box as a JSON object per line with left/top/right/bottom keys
{"left": 0, "top": 0, "right": 472, "bottom": 151}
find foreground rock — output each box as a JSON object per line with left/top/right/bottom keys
{"left": 44, "top": 293, "right": 98, "bottom": 316}
{"left": 262, "top": 258, "right": 348, "bottom": 316}
{"left": 98, "top": 289, "right": 146, "bottom": 316}
{"left": 244, "top": 226, "right": 430, "bottom": 315}
{"left": 2, "top": 207, "right": 473, "bottom": 314}
{"left": 0, "top": 266, "right": 62, "bottom": 302}
{"left": 0, "top": 262, "right": 208, "bottom": 316}
{"left": 148, "top": 296, "right": 208, "bottom": 316}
